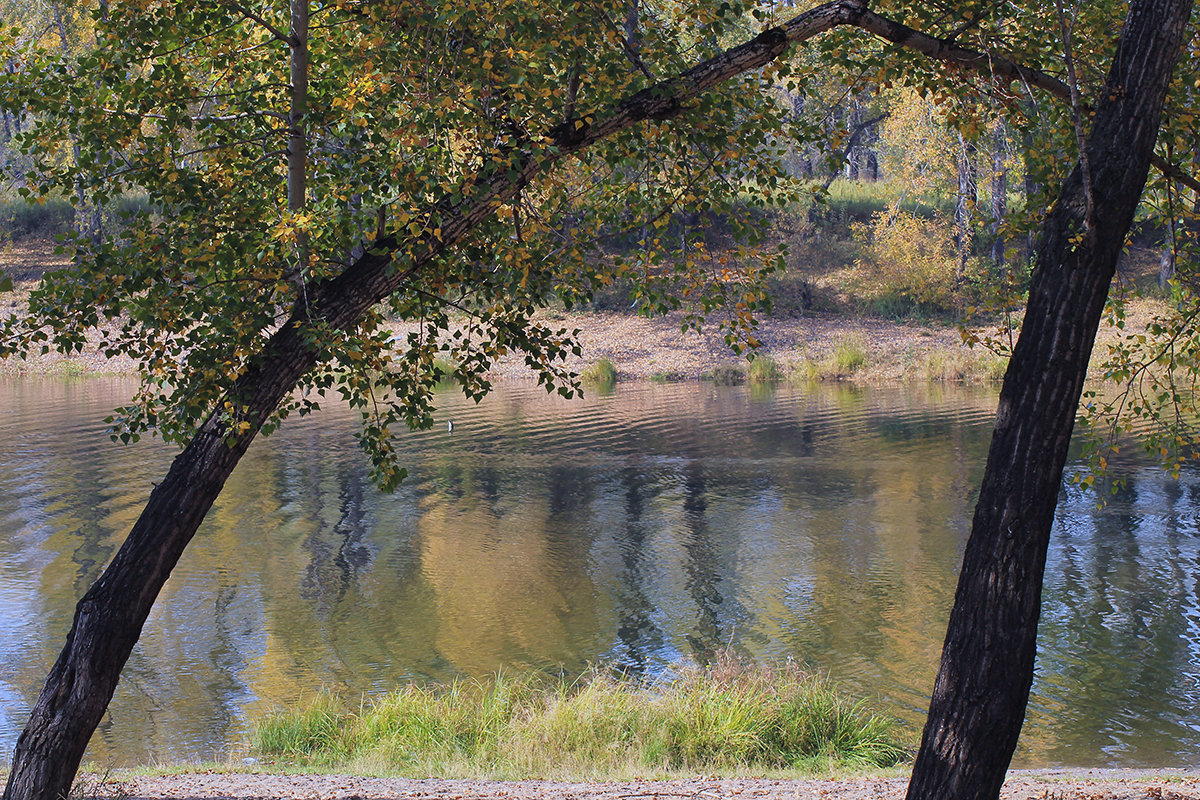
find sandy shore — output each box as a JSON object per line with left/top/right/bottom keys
{"left": 0, "top": 308, "right": 986, "bottom": 382}
{"left": 1, "top": 236, "right": 1164, "bottom": 383}
{"left": 104, "top": 770, "right": 1200, "bottom": 800}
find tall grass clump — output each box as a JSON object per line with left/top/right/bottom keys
{"left": 581, "top": 358, "right": 617, "bottom": 386}
{"left": 747, "top": 355, "right": 781, "bottom": 384}
{"left": 252, "top": 659, "right": 908, "bottom": 778}
{"left": 254, "top": 691, "right": 349, "bottom": 759}
{"left": 829, "top": 336, "right": 868, "bottom": 376}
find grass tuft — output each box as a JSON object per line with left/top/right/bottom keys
{"left": 251, "top": 658, "right": 908, "bottom": 778}
{"left": 747, "top": 355, "right": 781, "bottom": 384}
{"left": 581, "top": 358, "right": 617, "bottom": 386}
{"left": 795, "top": 337, "right": 869, "bottom": 381}
{"left": 918, "top": 348, "right": 1007, "bottom": 383}
{"left": 829, "top": 337, "right": 868, "bottom": 375}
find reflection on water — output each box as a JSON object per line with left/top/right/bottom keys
{"left": 1, "top": 378, "right": 1199, "bottom": 768}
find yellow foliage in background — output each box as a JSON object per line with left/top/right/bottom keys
{"left": 853, "top": 209, "right": 976, "bottom": 315}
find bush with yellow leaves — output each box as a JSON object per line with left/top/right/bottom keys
{"left": 852, "top": 209, "right": 979, "bottom": 317}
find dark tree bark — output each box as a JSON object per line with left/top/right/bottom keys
{"left": 905, "top": 2, "right": 1193, "bottom": 799}
{"left": 2, "top": 5, "right": 875, "bottom": 799}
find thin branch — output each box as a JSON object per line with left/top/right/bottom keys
{"left": 224, "top": 1, "right": 291, "bottom": 43}
{"left": 1054, "top": 0, "right": 1095, "bottom": 231}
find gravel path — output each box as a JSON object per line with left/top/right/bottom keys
{"left": 111, "top": 770, "right": 1200, "bottom": 800}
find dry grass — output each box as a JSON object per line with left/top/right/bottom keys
{"left": 252, "top": 660, "right": 908, "bottom": 779}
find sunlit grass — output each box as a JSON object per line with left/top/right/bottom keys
{"left": 252, "top": 659, "right": 909, "bottom": 779}
{"left": 581, "top": 357, "right": 617, "bottom": 386}
{"left": 748, "top": 355, "right": 781, "bottom": 384}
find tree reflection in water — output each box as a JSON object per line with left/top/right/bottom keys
{"left": 2, "top": 379, "right": 1199, "bottom": 767}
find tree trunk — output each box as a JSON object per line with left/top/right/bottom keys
{"left": 905, "top": 2, "right": 1192, "bottom": 799}
{"left": 989, "top": 119, "right": 1008, "bottom": 270}
{"left": 2, "top": 6, "right": 877, "bottom": 798}
{"left": 955, "top": 132, "right": 978, "bottom": 277}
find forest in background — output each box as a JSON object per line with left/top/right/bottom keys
{"left": 2, "top": 0, "right": 1184, "bottom": 326}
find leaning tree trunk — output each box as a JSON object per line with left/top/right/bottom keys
{"left": 905, "top": 1, "right": 1193, "bottom": 799}
{"left": 0, "top": 242, "right": 403, "bottom": 799}
{"left": 1, "top": 5, "right": 878, "bottom": 799}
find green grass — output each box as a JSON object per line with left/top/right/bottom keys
{"left": 581, "top": 357, "right": 617, "bottom": 386}
{"left": 251, "top": 660, "right": 908, "bottom": 779}
{"left": 748, "top": 355, "right": 781, "bottom": 384}
{"left": 821, "top": 180, "right": 894, "bottom": 223}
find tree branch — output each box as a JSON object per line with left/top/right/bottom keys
{"left": 225, "top": 1, "right": 291, "bottom": 44}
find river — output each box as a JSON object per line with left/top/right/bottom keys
{"left": 1, "top": 377, "right": 1198, "bottom": 767}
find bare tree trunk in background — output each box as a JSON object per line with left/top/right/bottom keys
{"left": 1022, "top": 126, "right": 1040, "bottom": 257}
{"left": 990, "top": 119, "right": 1008, "bottom": 270}
{"left": 1160, "top": 212, "right": 1176, "bottom": 290}
{"left": 905, "top": 1, "right": 1193, "bottom": 799}
{"left": 955, "top": 132, "right": 978, "bottom": 276}
{"left": 288, "top": 0, "right": 310, "bottom": 283}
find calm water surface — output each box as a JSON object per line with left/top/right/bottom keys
{"left": 1, "top": 378, "right": 1198, "bottom": 768}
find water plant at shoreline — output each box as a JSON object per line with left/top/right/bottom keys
{"left": 581, "top": 358, "right": 618, "bottom": 387}
{"left": 251, "top": 661, "right": 908, "bottom": 779}
{"left": 703, "top": 365, "right": 747, "bottom": 385}
{"left": 748, "top": 355, "right": 782, "bottom": 384}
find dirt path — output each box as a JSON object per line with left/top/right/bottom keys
{"left": 110, "top": 770, "right": 1200, "bottom": 800}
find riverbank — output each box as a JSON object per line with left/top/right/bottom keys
{"left": 0, "top": 236, "right": 1172, "bottom": 384}
{"left": 74, "top": 769, "right": 1200, "bottom": 800}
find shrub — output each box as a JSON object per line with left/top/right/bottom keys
{"left": 852, "top": 209, "right": 977, "bottom": 317}
{"left": 703, "top": 365, "right": 746, "bottom": 385}
{"left": 0, "top": 199, "right": 74, "bottom": 240}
